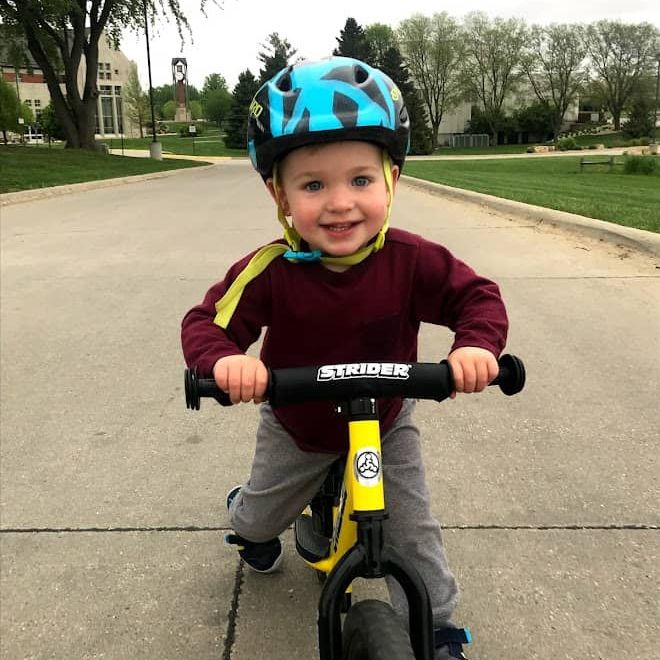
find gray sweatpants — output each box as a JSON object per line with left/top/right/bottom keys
{"left": 228, "top": 398, "right": 459, "bottom": 627}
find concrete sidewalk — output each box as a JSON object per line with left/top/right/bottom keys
{"left": 1, "top": 163, "right": 658, "bottom": 659}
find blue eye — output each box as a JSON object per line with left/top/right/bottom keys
{"left": 305, "top": 181, "right": 322, "bottom": 192}
{"left": 353, "top": 176, "right": 370, "bottom": 187}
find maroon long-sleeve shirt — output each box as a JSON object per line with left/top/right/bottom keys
{"left": 181, "top": 227, "right": 508, "bottom": 453}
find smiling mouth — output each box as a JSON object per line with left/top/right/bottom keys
{"left": 323, "top": 221, "right": 360, "bottom": 233}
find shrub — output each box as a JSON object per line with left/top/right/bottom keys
{"left": 526, "top": 146, "right": 535, "bottom": 153}
{"left": 179, "top": 124, "right": 204, "bottom": 138}
{"left": 640, "top": 137, "right": 650, "bottom": 146}
{"left": 557, "top": 137, "right": 578, "bottom": 151}
{"left": 588, "top": 144, "right": 598, "bottom": 150}
{"left": 623, "top": 155, "right": 657, "bottom": 175}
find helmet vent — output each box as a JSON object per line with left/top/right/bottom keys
{"left": 277, "top": 74, "right": 292, "bottom": 92}
{"left": 354, "top": 65, "right": 369, "bottom": 84}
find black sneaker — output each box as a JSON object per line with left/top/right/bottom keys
{"left": 435, "top": 627, "right": 471, "bottom": 660}
{"left": 225, "top": 485, "right": 283, "bottom": 574}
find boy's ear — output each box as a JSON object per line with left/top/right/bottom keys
{"left": 390, "top": 164, "right": 400, "bottom": 194}
{"left": 265, "top": 178, "right": 290, "bottom": 215}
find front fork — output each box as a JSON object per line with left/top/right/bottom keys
{"left": 316, "top": 398, "right": 435, "bottom": 660}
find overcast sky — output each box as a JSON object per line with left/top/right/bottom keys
{"left": 120, "top": 0, "right": 659, "bottom": 91}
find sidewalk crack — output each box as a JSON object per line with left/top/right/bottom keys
{"left": 222, "top": 559, "right": 244, "bottom": 660}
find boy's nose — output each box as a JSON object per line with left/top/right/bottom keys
{"left": 326, "top": 186, "right": 355, "bottom": 213}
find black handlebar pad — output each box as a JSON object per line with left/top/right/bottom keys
{"left": 185, "top": 354, "right": 525, "bottom": 410}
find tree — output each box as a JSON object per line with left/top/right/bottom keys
{"left": 152, "top": 84, "right": 174, "bottom": 119}
{"left": 364, "top": 23, "right": 397, "bottom": 68}
{"left": 377, "top": 45, "right": 432, "bottom": 154}
{"left": 189, "top": 99, "right": 203, "bottom": 120}
{"left": 585, "top": 20, "right": 659, "bottom": 131}
{"left": 513, "top": 101, "right": 555, "bottom": 141}
{"left": 398, "top": 13, "right": 463, "bottom": 149}
{"left": 203, "top": 88, "right": 232, "bottom": 127}
{"left": 0, "top": 75, "right": 21, "bottom": 143}
{"left": 522, "top": 24, "right": 588, "bottom": 140}
{"left": 0, "top": 0, "right": 204, "bottom": 149}
{"left": 201, "top": 73, "right": 232, "bottom": 126}
{"left": 623, "top": 76, "right": 656, "bottom": 138}
{"left": 224, "top": 69, "right": 259, "bottom": 149}
{"left": 333, "top": 17, "right": 374, "bottom": 64}
{"left": 162, "top": 100, "right": 176, "bottom": 121}
{"left": 460, "top": 12, "right": 528, "bottom": 144}
{"left": 202, "top": 73, "right": 227, "bottom": 95}
{"left": 123, "top": 63, "right": 148, "bottom": 138}
{"left": 40, "top": 102, "right": 66, "bottom": 141}
{"left": 258, "top": 33, "right": 296, "bottom": 85}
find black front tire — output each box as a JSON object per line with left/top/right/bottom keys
{"left": 342, "top": 600, "right": 416, "bottom": 660}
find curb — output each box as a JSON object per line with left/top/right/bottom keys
{"left": 401, "top": 175, "right": 660, "bottom": 260}
{"left": 0, "top": 162, "right": 216, "bottom": 207}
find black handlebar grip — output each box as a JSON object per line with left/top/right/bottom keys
{"left": 184, "top": 367, "right": 232, "bottom": 408}
{"left": 492, "top": 354, "right": 526, "bottom": 396}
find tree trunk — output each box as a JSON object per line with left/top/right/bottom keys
{"left": 2, "top": 129, "right": 7, "bottom": 144}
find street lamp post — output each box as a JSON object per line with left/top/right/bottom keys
{"left": 653, "top": 49, "right": 660, "bottom": 148}
{"left": 143, "top": 0, "right": 162, "bottom": 160}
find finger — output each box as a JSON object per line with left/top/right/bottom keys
{"left": 474, "top": 360, "right": 489, "bottom": 392}
{"left": 462, "top": 362, "right": 477, "bottom": 393}
{"left": 214, "top": 362, "right": 229, "bottom": 392}
{"left": 254, "top": 363, "right": 269, "bottom": 401}
{"left": 487, "top": 357, "right": 500, "bottom": 384}
{"left": 450, "top": 360, "right": 464, "bottom": 393}
{"left": 226, "top": 364, "right": 243, "bottom": 404}
{"left": 240, "top": 365, "right": 256, "bottom": 403}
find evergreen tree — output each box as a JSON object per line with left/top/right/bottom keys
{"left": 258, "top": 33, "right": 296, "bottom": 85}
{"left": 378, "top": 46, "right": 432, "bottom": 155}
{"left": 224, "top": 70, "right": 259, "bottom": 149}
{"left": 333, "top": 18, "right": 374, "bottom": 64}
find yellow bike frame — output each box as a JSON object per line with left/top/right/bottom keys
{"left": 306, "top": 418, "right": 384, "bottom": 578}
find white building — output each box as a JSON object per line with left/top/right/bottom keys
{"left": 0, "top": 31, "right": 138, "bottom": 140}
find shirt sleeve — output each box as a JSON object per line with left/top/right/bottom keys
{"left": 412, "top": 237, "right": 508, "bottom": 357}
{"left": 181, "top": 253, "right": 272, "bottom": 377}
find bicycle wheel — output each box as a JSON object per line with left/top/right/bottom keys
{"left": 342, "top": 600, "right": 416, "bottom": 660}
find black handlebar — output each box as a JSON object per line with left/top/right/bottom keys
{"left": 184, "top": 354, "right": 525, "bottom": 410}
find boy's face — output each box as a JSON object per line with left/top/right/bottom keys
{"left": 268, "top": 141, "right": 398, "bottom": 258}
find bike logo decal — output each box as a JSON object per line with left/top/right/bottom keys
{"left": 317, "top": 363, "right": 411, "bottom": 381}
{"left": 354, "top": 448, "right": 381, "bottom": 486}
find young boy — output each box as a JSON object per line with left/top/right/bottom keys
{"left": 181, "top": 57, "right": 508, "bottom": 660}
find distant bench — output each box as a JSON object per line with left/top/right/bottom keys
{"left": 580, "top": 155, "right": 616, "bottom": 172}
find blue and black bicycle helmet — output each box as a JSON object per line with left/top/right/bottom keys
{"left": 247, "top": 56, "right": 410, "bottom": 179}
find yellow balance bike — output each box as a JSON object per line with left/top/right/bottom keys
{"left": 185, "top": 354, "right": 525, "bottom": 660}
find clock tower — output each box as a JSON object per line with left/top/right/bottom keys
{"left": 171, "top": 57, "right": 191, "bottom": 122}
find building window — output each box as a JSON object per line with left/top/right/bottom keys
{"left": 34, "top": 99, "right": 41, "bottom": 108}
{"left": 101, "top": 96, "right": 114, "bottom": 134}
{"left": 115, "top": 96, "right": 123, "bottom": 133}
{"left": 100, "top": 85, "right": 112, "bottom": 94}
{"left": 25, "top": 99, "right": 33, "bottom": 107}
{"left": 114, "top": 86, "right": 122, "bottom": 96}
{"left": 114, "top": 69, "right": 119, "bottom": 75}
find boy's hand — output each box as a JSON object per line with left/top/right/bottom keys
{"left": 213, "top": 355, "right": 269, "bottom": 404}
{"left": 447, "top": 347, "right": 499, "bottom": 399}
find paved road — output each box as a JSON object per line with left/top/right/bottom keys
{"left": 1, "top": 161, "right": 658, "bottom": 659}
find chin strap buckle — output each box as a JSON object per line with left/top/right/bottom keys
{"left": 283, "top": 249, "right": 323, "bottom": 262}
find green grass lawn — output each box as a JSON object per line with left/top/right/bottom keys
{"left": 430, "top": 132, "right": 634, "bottom": 156}
{"left": 101, "top": 127, "right": 246, "bottom": 158}
{"left": 404, "top": 156, "right": 660, "bottom": 233}
{"left": 0, "top": 145, "right": 209, "bottom": 193}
